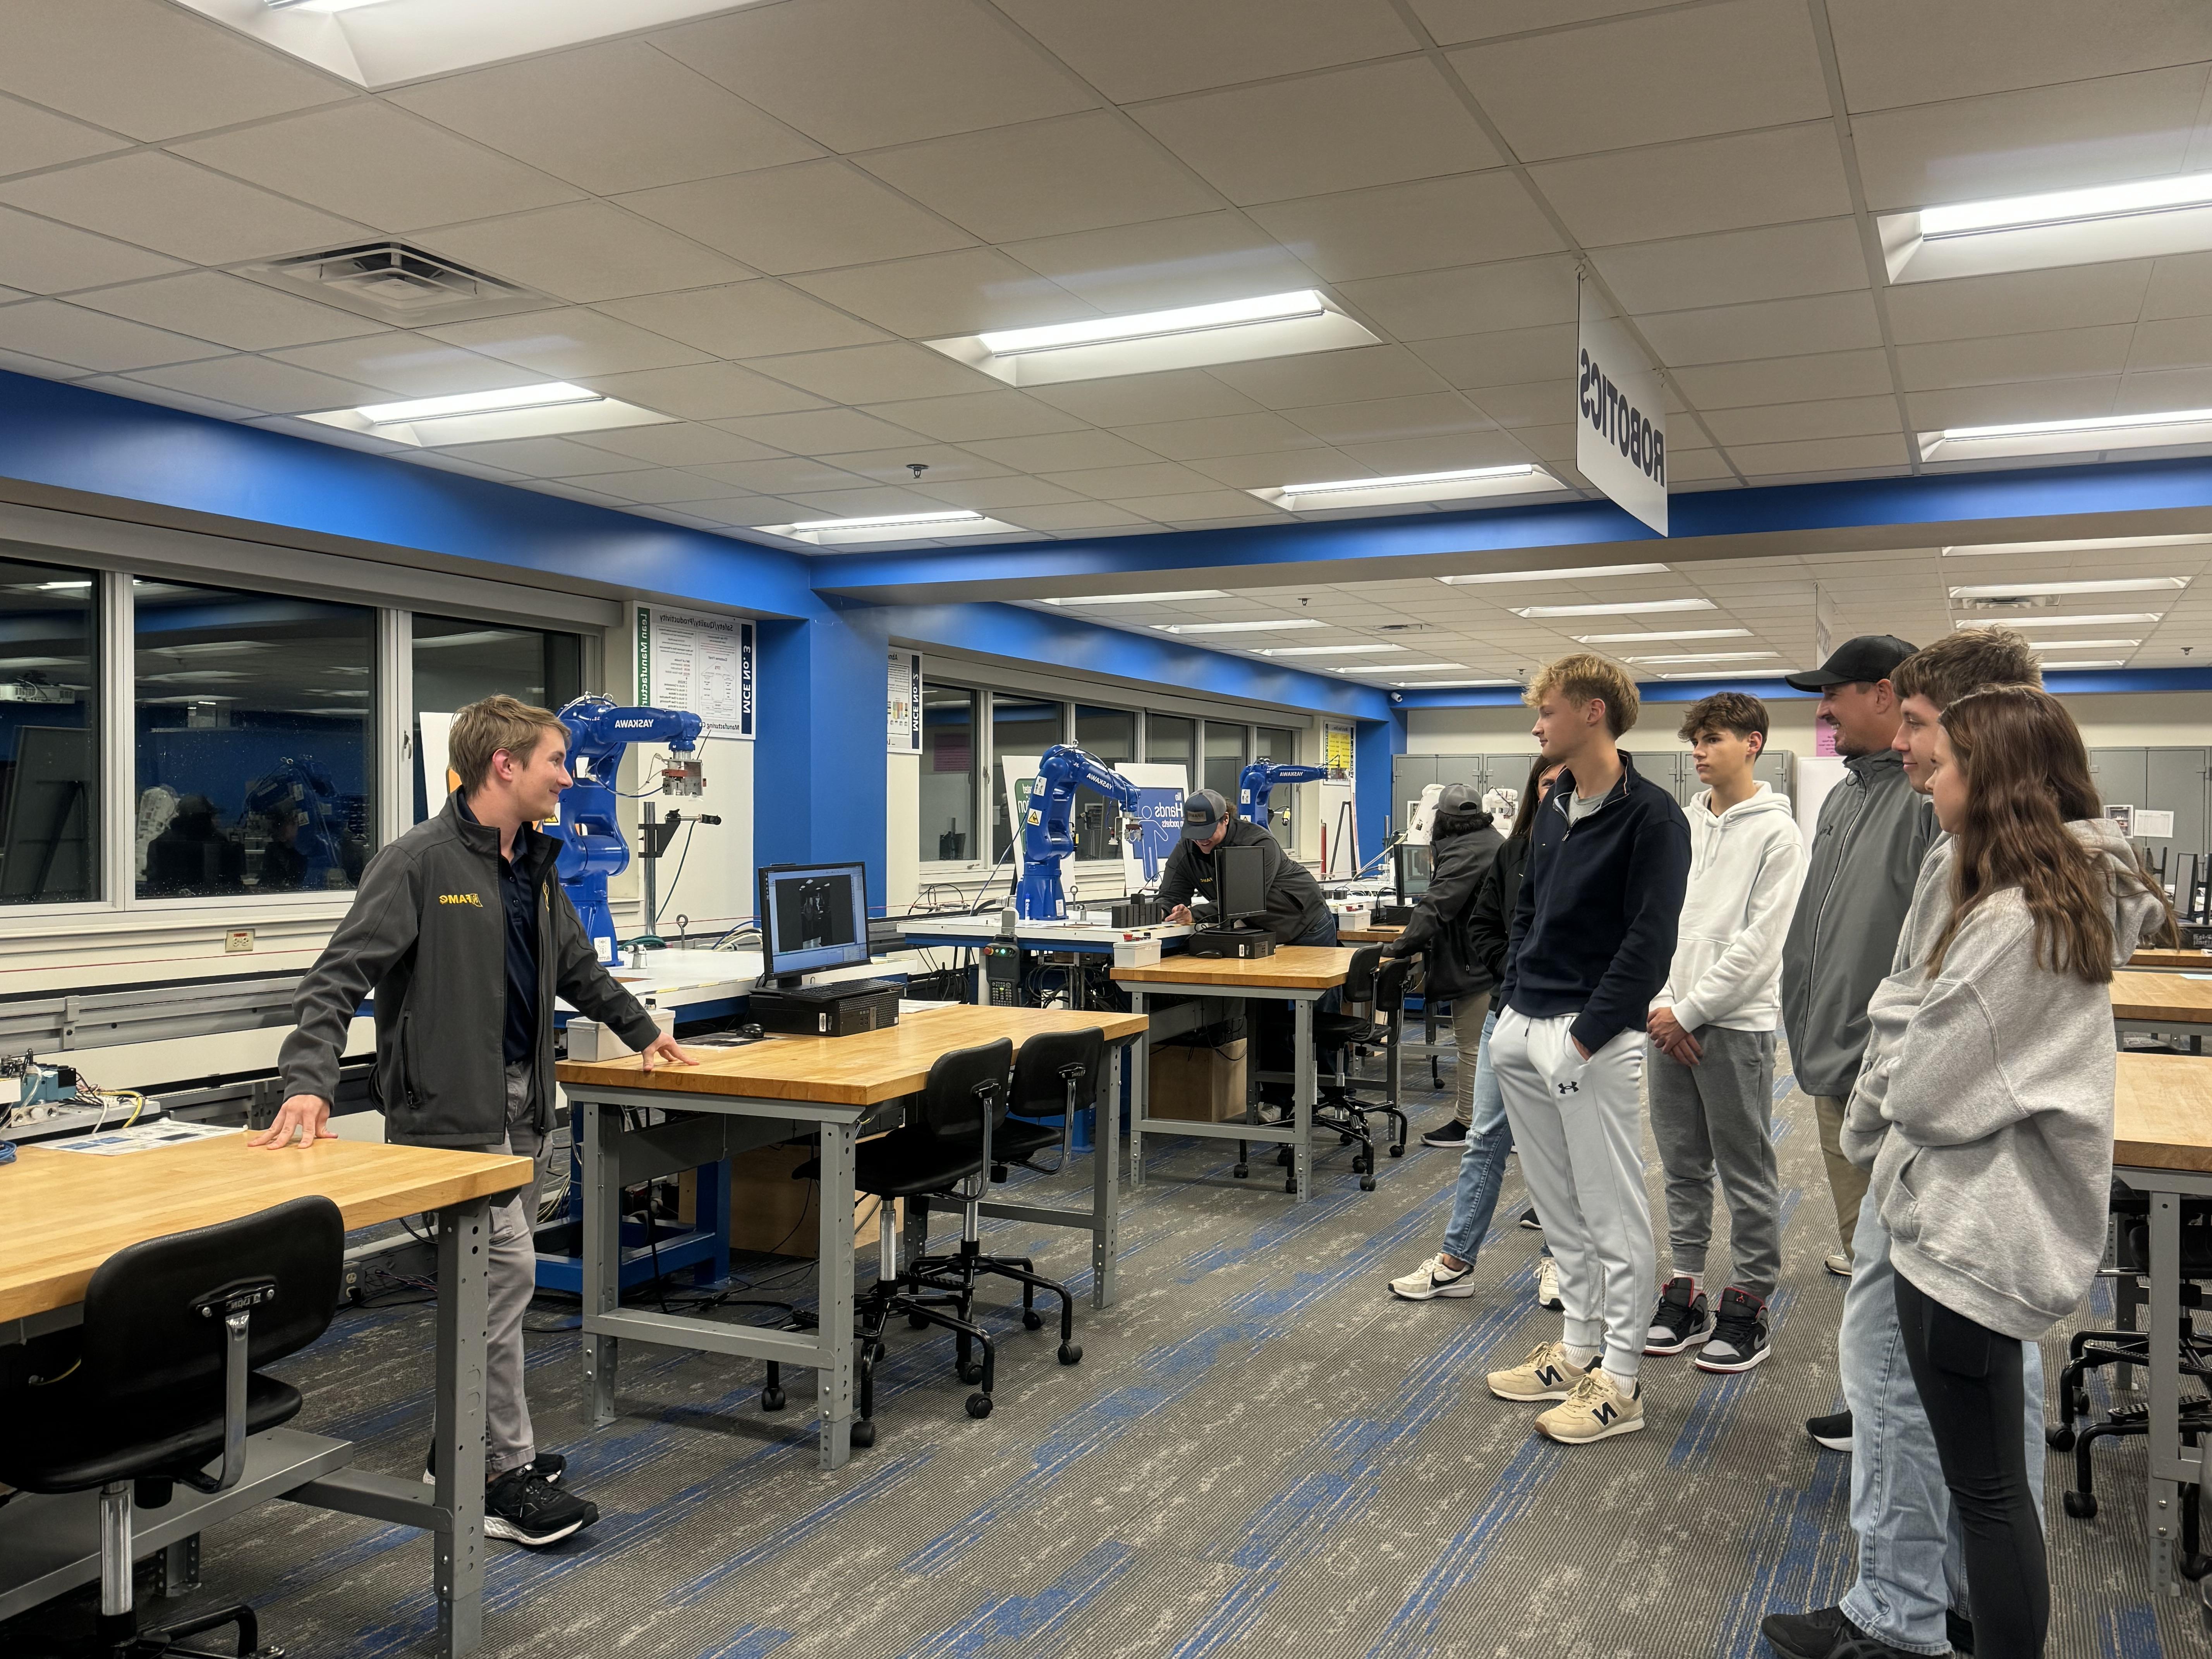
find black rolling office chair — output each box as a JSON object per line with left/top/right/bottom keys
{"left": 1245, "top": 944, "right": 1404, "bottom": 1192}
{"left": 0, "top": 1195, "right": 343, "bottom": 1658}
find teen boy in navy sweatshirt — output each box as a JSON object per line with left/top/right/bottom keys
{"left": 1484, "top": 654, "right": 1691, "bottom": 1445}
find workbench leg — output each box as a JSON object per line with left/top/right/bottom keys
{"left": 2150, "top": 1191, "right": 2187, "bottom": 1597}
{"left": 1128, "top": 991, "right": 1148, "bottom": 1190}
{"left": 1094, "top": 1046, "right": 1121, "bottom": 1309}
{"left": 582, "top": 1100, "right": 619, "bottom": 1428}
{"left": 433, "top": 1194, "right": 491, "bottom": 1658}
{"left": 1293, "top": 998, "right": 1314, "bottom": 1203}
{"left": 817, "top": 1118, "right": 857, "bottom": 1471}
{"left": 705, "top": 1157, "right": 731, "bottom": 1287}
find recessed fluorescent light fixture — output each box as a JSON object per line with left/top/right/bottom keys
{"left": 1331, "top": 663, "right": 1465, "bottom": 673}
{"left": 925, "top": 290, "right": 1379, "bottom": 386}
{"left": 1941, "top": 534, "right": 2212, "bottom": 556}
{"left": 1949, "top": 577, "right": 2189, "bottom": 599}
{"left": 1657, "top": 669, "right": 1798, "bottom": 681}
{"left": 2029, "top": 638, "right": 2141, "bottom": 650}
{"left": 1954, "top": 613, "right": 2164, "bottom": 629}
{"left": 1576, "top": 628, "right": 1752, "bottom": 643}
{"left": 1623, "top": 652, "right": 1780, "bottom": 665}
{"left": 2036, "top": 659, "right": 2129, "bottom": 669}
{"left": 300, "top": 380, "right": 672, "bottom": 447}
{"left": 1253, "top": 464, "right": 1561, "bottom": 511}
{"left": 761, "top": 509, "right": 1017, "bottom": 547}
{"left": 1513, "top": 598, "right": 1717, "bottom": 619}
{"left": 1881, "top": 170, "right": 2212, "bottom": 285}
{"left": 1920, "top": 407, "right": 2212, "bottom": 463}
{"left": 1250, "top": 644, "right": 1403, "bottom": 657}
{"left": 1037, "top": 590, "right": 1229, "bottom": 605}
{"left": 1925, "top": 173, "right": 2212, "bottom": 240}
{"left": 1152, "top": 619, "right": 1328, "bottom": 635}
{"left": 1440, "top": 563, "right": 1670, "bottom": 586}
{"left": 1391, "top": 678, "right": 1521, "bottom": 688}
{"left": 265, "top": 0, "right": 388, "bottom": 11}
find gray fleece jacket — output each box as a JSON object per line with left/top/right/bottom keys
{"left": 1842, "top": 819, "right": 2163, "bottom": 1340}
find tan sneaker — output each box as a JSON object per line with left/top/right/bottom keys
{"left": 1536, "top": 1367, "right": 1644, "bottom": 1443}
{"left": 1486, "top": 1340, "right": 1589, "bottom": 1402}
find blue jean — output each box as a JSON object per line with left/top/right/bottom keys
{"left": 1439, "top": 1009, "right": 1550, "bottom": 1267}
{"left": 1838, "top": 1187, "right": 2045, "bottom": 1655}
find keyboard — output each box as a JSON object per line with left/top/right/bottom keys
{"left": 771, "top": 977, "right": 901, "bottom": 1004}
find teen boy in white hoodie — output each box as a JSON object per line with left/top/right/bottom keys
{"left": 1643, "top": 693, "right": 1806, "bottom": 1374}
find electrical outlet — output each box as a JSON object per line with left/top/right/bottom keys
{"left": 224, "top": 929, "right": 254, "bottom": 954}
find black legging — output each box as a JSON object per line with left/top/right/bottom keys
{"left": 1893, "top": 1271, "right": 2049, "bottom": 1658}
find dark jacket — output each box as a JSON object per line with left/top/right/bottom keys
{"left": 1467, "top": 833, "right": 1531, "bottom": 987}
{"left": 1498, "top": 752, "right": 1692, "bottom": 1055}
{"left": 1156, "top": 817, "right": 1330, "bottom": 945}
{"left": 1385, "top": 815, "right": 1503, "bottom": 1000}
{"left": 279, "top": 793, "right": 660, "bottom": 1147}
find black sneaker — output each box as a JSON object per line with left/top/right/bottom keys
{"left": 1696, "top": 1287, "right": 1771, "bottom": 1373}
{"left": 1644, "top": 1275, "right": 1713, "bottom": 1355}
{"left": 1517, "top": 1206, "right": 1543, "bottom": 1231}
{"left": 483, "top": 1466, "right": 597, "bottom": 1547}
{"left": 426, "top": 1441, "right": 565, "bottom": 1486}
{"left": 1806, "top": 1409, "right": 1853, "bottom": 1453}
{"left": 1759, "top": 1605, "right": 1916, "bottom": 1657}
{"left": 1419, "top": 1118, "right": 1468, "bottom": 1148}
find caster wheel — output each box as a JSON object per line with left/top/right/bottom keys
{"left": 850, "top": 1420, "right": 876, "bottom": 1449}
{"left": 908, "top": 1313, "right": 930, "bottom": 1330}
{"left": 2063, "top": 1491, "right": 2097, "bottom": 1519}
{"left": 1353, "top": 1156, "right": 1370, "bottom": 1175}
{"left": 1284, "top": 1178, "right": 1298, "bottom": 1194}
{"left": 2046, "top": 1425, "right": 2076, "bottom": 1451}
{"left": 761, "top": 1387, "right": 786, "bottom": 1412}
{"left": 1389, "top": 1145, "right": 1405, "bottom": 1159}
{"left": 1232, "top": 1164, "right": 1249, "bottom": 1179}
{"left": 1338, "top": 1133, "right": 1353, "bottom": 1146}
{"left": 1023, "top": 1310, "right": 1044, "bottom": 1331}
{"left": 1058, "top": 1341, "right": 1083, "bottom": 1365}
{"left": 965, "top": 1392, "right": 993, "bottom": 1419}
{"left": 2179, "top": 1549, "right": 2212, "bottom": 1583}
{"left": 958, "top": 1360, "right": 985, "bottom": 1385}
{"left": 1360, "top": 1176, "right": 1377, "bottom": 1192}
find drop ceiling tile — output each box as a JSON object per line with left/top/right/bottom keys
{"left": 1726, "top": 434, "right": 1911, "bottom": 475}
{"left": 964, "top": 429, "right": 1168, "bottom": 473}
{"left": 1185, "top": 448, "right": 1366, "bottom": 488}
{"left": 2116, "top": 367, "right": 2212, "bottom": 412}
{"left": 1702, "top": 395, "right": 1903, "bottom": 446}
{"left": 788, "top": 248, "right": 1087, "bottom": 338}
{"left": 0, "top": 299, "right": 223, "bottom": 373}
{"left": 517, "top": 477, "right": 634, "bottom": 504}
{"left": 1132, "top": 60, "right": 1504, "bottom": 205}
{"left": 1408, "top": 324, "right": 1578, "bottom": 389}
{"left": 387, "top": 39, "right": 822, "bottom": 196}
{"left": 779, "top": 484, "right": 948, "bottom": 519}
{"left": 577, "top": 362, "right": 831, "bottom": 421}
{"left": 1248, "top": 172, "right": 1565, "bottom": 284}
{"left": 1451, "top": 0, "right": 1827, "bottom": 161}
{"left": 658, "top": 0, "right": 1096, "bottom": 153}
{"left": 0, "top": 93, "right": 128, "bottom": 178}
{"left": 1904, "top": 378, "right": 2119, "bottom": 431}
{"left": 1036, "top": 460, "right": 1223, "bottom": 498}
{"left": 1669, "top": 348, "right": 1897, "bottom": 409}
{"left": 1592, "top": 218, "right": 1869, "bottom": 316}
{"left": 1003, "top": 213, "right": 1321, "bottom": 313}
{"left": 1850, "top": 64, "right": 2209, "bottom": 211}
{"left": 715, "top": 407, "right": 927, "bottom": 454}
{"left": 1113, "top": 488, "right": 1287, "bottom": 522}
{"left": 1410, "top": 0, "right": 1680, "bottom": 44}
{"left": 1109, "top": 410, "right": 1333, "bottom": 461}
{"left": 1504, "top": 422, "right": 1580, "bottom": 464}
{"left": 1886, "top": 263, "right": 2154, "bottom": 343}
{"left": 1207, "top": 346, "right": 1452, "bottom": 409}
{"left": 0, "top": 0, "right": 345, "bottom": 142}
{"left": 860, "top": 389, "right": 1093, "bottom": 442}
{"left": 1336, "top": 430, "right": 1539, "bottom": 475}
{"left": 67, "top": 271, "right": 378, "bottom": 351}
{"left": 998, "top": 502, "right": 1155, "bottom": 532}
{"left": 912, "top": 476, "right": 1090, "bottom": 510}
{"left": 0, "top": 152, "right": 368, "bottom": 265}
{"left": 173, "top": 101, "right": 583, "bottom": 233}
{"left": 1827, "top": 0, "right": 2212, "bottom": 112}
{"left": 1024, "top": 370, "right": 1268, "bottom": 428}
{"left": 2126, "top": 316, "right": 2212, "bottom": 374}
{"left": 572, "top": 468, "right": 741, "bottom": 505}
{"left": 744, "top": 342, "right": 1003, "bottom": 403}
{"left": 421, "top": 203, "right": 755, "bottom": 305}
{"left": 2144, "top": 252, "right": 2212, "bottom": 320}
{"left": 1465, "top": 380, "right": 1576, "bottom": 428}
{"left": 1638, "top": 292, "right": 1883, "bottom": 367}
{"left": 813, "top": 445, "right": 1011, "bottom": 484}
{"left": 75, "top": 373, "right": 260, "bottom": 421}
{"left": 1528, "top": 123, "right": 1853, "bottom": 246}
{"left": 121, "top": 354, "right": 391, "bottom": 416}
{"left": 859, "top": 112, "right": 1223, "bottom": 243}
{"left": 995, "top": 0, "right": 1417, "bottom": 102}
{"left": 1894, "top": 325, "right": 2134, "bottom": 390}
{"left": 1287, "top": 391, "right": 1498, "bottom": 446}
{"left": 0, "top": 205, "right": 185, "bottom": 294}
{"left": 267, "top": 334, "right": 544, "bottom": 398}
{"left": 423, "top": 308, "right": 713, "bottom": 377}
{"left": 441, "top": 436, "right": 670, "bottom": 477}
{"left": 689, "top": 457, "right": 876, "bottom": 495}
{"left": 567, "top": 424, "right": 785, "bottom": 467}
{"left": 594, "top": 283, "right": 887, "bottom": 358}
{"left": 615, "top": 161, "right": 974, "bottom": 275}
{"left": 1338, "top": 256, "right": 1578, "bottom": 342}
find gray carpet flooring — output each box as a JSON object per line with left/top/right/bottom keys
{"left": 6, "top": 1049, "right": 2205, "bottom": 1657}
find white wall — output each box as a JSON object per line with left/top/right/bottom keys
{"left": 887, "top": 752, "right": 921, "bottom": 912}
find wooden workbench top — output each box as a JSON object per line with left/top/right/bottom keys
{"left": 1112, "top": 944, "right": 1358, "bottom": 990}
{"left": 2131, "top": 948, "right": 2212, "bottom": 970}
{"left": 1337, "top": 926, "right": 1403, "bottom": 943}
{"left": 2116, "top": 1052, "right": 2212, "bottom": 1174}
{"left": 556, "top": 1003, "right": 1148, "bottom": 1108}
{"left": 2112, "top": 970, "right": 2212, "bottom": 1024}
{"left": 0, "top": 1135, "right": 532, "bottom": 1325}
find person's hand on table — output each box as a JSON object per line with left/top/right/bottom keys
{"left": 1648, "top": 1006, "right": 1702, "bottom": 1065}
{"left": 1165, "top": 903, "right": 1194, "bottom": 926}
{"left": 638, "top": 1031, "right": 697, "bottom": 1072}
{"left": 250, "top": 1094, "right": 335, "bottom": 1148}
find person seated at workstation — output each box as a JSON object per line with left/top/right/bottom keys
{"left": 1157, "top": 787, "right": 1337, "bottom": 949}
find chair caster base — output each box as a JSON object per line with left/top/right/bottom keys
{"left": 1389, "top": 1144, "right": 1405, "bottom": 1159}
{"left": 1058, "top": 1340, "right": 1083, "bottom": 1365}
{"left": 2063, "top": 1490, "right": 2097, "bottom": 1519}
{"left": 1360, "top": 1176, "right": 1377, "bottom": 1192}
{"left": 1023, "top": 1310, "right": 1043, "bottom": 1330}
{"left": 965, "top": 1392, "right": 993, "bottom": 1419}
{"left": 2046, "top": 1425, "right": 2075, "bottom": 1451}
{"left": 1283, "top": 1177, "right": 1298, "bottom": 1194}
{"left": 850, "top": 1419, "right": 876, "bottom": 1449}
{"left": 760, "top": 1386, "right": 786, "bottom": 1412}
{"left": 1232, "top": 1164, "right": 1247, "bottom": 1178}
{"left": 958, "top": 1360, "right": 985, "bottom": 1385}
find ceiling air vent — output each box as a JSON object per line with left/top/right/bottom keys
{"left": 1956, "top": 594, "right": 2065, "bottom": 612}
{"left": 235, "top": 241, "right": 550, "bottom": 326}
{"left": 1370, "top": 622, "right": 1437, "bottom": 633}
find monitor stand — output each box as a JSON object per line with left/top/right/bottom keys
{"left": 1187, "top": 922, "right": 1276, "bottom": 960}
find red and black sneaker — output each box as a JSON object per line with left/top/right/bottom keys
{"left": 1695, "top": 1286, "right": 1772, "bottom": 1373}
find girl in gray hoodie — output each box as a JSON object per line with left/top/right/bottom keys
{"left": 1844, "top": 685, "right": 2169, "bottom": 1658}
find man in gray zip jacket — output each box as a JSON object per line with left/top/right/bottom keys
{"left": 257, "top": 695, "right": 688, "bottom": 1547}
{"left": 1777, "top": 637, "right": 1936, "bottom": 1276}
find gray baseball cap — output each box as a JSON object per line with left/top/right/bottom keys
{"left": 1181, "top": 788, "right": 1231, "bottom": 840}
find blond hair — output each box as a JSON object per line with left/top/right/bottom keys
{"left": 449, "top": 694, "right": 566, "bottom": 793}
{"left": 1525, "top": 653, "right": 1640, "bottom": 737}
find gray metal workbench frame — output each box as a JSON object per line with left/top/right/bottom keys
{"left": 2111, "top": 1160, "right": 2212, "bottom": 1602}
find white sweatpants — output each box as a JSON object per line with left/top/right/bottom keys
{"left": 1491, "top": 1007, "right": 1655, "bottom": 1382}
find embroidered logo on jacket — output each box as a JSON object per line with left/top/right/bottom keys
{"left": 438, "top": 893, "right": 484, "bottom": 906}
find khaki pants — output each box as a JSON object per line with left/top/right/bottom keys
{"left": 1449, "top": 991, "right": 1492, "bottom": 1127}
{"left": 1815, "top": 1093, "right": 1870, "bottom": 1258}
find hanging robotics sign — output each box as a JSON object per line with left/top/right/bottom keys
{"left": 1576, "top": 272, "right": 1668, "bottom": 536}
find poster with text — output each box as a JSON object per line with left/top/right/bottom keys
{"left": 635, "top": 606, "right": 752, "bottom": 739}
{"left": 887, "top": 650, "right": 921, "bottom": 752}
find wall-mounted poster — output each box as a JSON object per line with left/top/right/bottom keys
{"left": 635, "top": 605, "right": 752, "bottom": 738}
{"left": 887, "top": 650, "right": 921, "bottom": 753}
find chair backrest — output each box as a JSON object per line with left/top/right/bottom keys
{"left": 1009, "top": 1027, "right": 1105, "bottom": 1120}
{"left": 913, "top": 1038, "right": 1013, "bottom": 1141}
{"left": 1343, "top": 943, "right": 1387, "bottom": 1003}
{"left": 78, "top": 1195, "right": 343, "bottom": 1420}
{"left": 1372, "top": 952, "right": 1411, "bottom": 1013}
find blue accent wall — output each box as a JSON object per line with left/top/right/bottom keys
{"left": 1354, "top": 714, "right": 1406, "bottom": 876}
{"left": 754, "top": 606, "right": 891, "bottom": 911}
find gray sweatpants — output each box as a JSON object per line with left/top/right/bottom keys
{"left": 1647, "top": 1025, "right": 1781, "bottom": 1301}
{"left": 469, "top": 1061, "right": 546, "bottom": 1479}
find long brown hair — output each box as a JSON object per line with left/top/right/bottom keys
{"left": 1929, "top": 685, "right": 2168, "bottom": 982}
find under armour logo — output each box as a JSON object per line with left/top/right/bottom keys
{"left": 1556, "top": 1080, "right": 1579, "bottom": 1094}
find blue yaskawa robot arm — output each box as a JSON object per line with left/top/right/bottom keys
{"left": 1238, "top": 760, "right": 1327, "bottom": 826}
{"left": 242, "top": 754, "right": 341, "bottom": 888}
{"left": 1014, "top": 744, "right": 1140, "bottom": 922}
{"left": 554, "top": 696, "right": 704, "bottom": 965}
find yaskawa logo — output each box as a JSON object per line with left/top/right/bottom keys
{"left": 614, "top": 719, "right": 654, "bottom": 728}
{"left": 438, "top": 893, "right": 484, "bottom": 906}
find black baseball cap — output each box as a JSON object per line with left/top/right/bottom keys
{"left": 1181, "top": 788, "right": 1231, "bottom": 840}
{"left": 1784, "top": 634, "right": 1918, "bottom": 693}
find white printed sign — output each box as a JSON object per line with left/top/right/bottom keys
{"left": 2138, "top": 808, "right": 2177, "bottom": 839}
{"left": 888, "top": 650, "right": 921, "bottom": 753}
{"left": 1577, "top": 273, "right": 1668, "bottom": 536}
{"left": 636, "top": 606, "right": 752, "bottom": 738}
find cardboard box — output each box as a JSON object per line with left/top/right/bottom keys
{"left": 727, "top": 1143, "right": 898, "bottom": 1259}
{"left": 1148, "top": 1038, "right": 1248, "bottom": 1122}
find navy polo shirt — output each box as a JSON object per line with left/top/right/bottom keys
{"left": 457, "top": 797, "right": 541, "bottom": 1065}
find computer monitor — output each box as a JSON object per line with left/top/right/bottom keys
{"left": 757, "top": 860, "right": 871, "bottom": 984}
{"left": 1395, "top": 842, "right": 1432, "bottom": 904}
{"left": 1215, "top": 843, "right": 1268, "bottom": 928}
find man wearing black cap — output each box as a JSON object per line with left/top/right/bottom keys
{"left": 1156, "top": 787, "right": 1334, "bottom": 948}
{"left": 1779, "top": 635, "right": 1936, "bottom": 1292}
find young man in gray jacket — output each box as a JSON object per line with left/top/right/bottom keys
{"left": 256, "top": 695, "right": 690, "bottom": 1547}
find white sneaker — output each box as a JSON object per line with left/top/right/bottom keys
{"left": 1535, "top": 1256, "right": 1563, "bottom": 1311}
{"left": 1388, "top": 1253, "right": 1477, "bottom": 1301}
{"left": 1824, "top": 1252, "right": 1853, "bottom": 1278}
